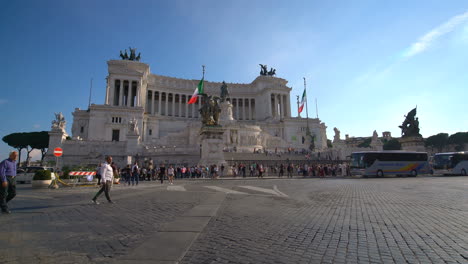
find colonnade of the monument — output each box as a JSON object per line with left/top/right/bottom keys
{"left": 109, "top": 79, "right": 141, "bottom": 107}
{"left": 270, "top": 93, "right": 290, "bottom": 119}
{"left": 107, "top": 79, "right": 290, "bottom": 121}
{"left": 145, "top": 90, "right": 256, "bottom": 120}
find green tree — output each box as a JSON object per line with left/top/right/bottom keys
{"left": 425, "top": 133, "right": 448, "bottom": 152}
{"left": 3, "top": 131, "right": 50, "bottom": 166}
{"left": 29, "top": 131, "right": 50, "bottom": 165}
{"left": 448, "top": 132, "right": 468, "bottom": 151}
{"left": 358, "top": 138, "right": 372, "bottom": 148}
{"left": 383, "top": 139, "right": 401, "bottom": 150}
{"left": 2, "top": 133, "right": 28, "bottom": 166}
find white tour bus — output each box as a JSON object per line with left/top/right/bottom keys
{"left": 432, "top": 151, "right": 468, "bottom": 176}
{"left": 350, "top": 151, "right": 430, "bottom": 177}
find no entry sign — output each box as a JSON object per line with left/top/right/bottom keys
{"left": 53, "top": 147, "right": 63, "bottom": 157}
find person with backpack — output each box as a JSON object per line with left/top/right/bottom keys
{"left": 131, "top": 162, "right": 139, "bottom": 186}
{"left": 122, "top": 165, "right": 131, "bottom": 185}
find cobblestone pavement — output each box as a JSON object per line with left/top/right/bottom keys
{"left": 181, "top": 177, "right": 468, "bottom": 264}
{"left": 0, "top": 176, "right": 467, "bottom": 263}
{"left": 0, "top": 184, "right": 206, "bottom": 263}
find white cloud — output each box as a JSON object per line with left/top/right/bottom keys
{"left": 462, "top": 24, "right": 468, "bottom": 42}
{"left": 354, "top": 10, "right": 468, "bottom": 85}
{"left": 29, "top": 149, "right": 42, "bottom": 162}
{"left": 33, "top": 124, "right": 41, "bottom": 129}
{"left": 403, "top": 10, "right": 468, "bottom": 58}
{"left": 0, "top": 99, "right": 7, "bottom": 105}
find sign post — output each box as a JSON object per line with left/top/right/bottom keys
{"left": 51, "top": 147, "right": 63, "bottom": 189}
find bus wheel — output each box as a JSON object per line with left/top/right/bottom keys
{"left": 410, "top": 170, "right": 418, "bottom": 177}
{"left": 462, "top": 169, "right": 467, "bottom": 176}
{"left": 377, "top": 170, "right": 384, "bottom": 177}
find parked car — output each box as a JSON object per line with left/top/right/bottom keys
{"left": 16, "top": 166, "right": 55, "bottom": 184}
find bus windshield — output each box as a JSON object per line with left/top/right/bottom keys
{"left": 351, "top": 153, "right": 366, "bottom": 168}
{"left": 434, "top": 153, "right": 468, "bottom": 170}
{"left": 433, "top": 154, "right": 452, "bottom": 169}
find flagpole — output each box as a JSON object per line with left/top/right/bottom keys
{"left": 88, "top": 78, "right": 93, "bottom": 109}
{"left": 303, "top": 77, "right": 309, "bottom": 130}
{"left": 315, "top": 98, "right": 319, "bottom": 119}
{"left": 201, "top": 65, "right": 205, "bottom": 97}
{"left": 296, "top": 95, "right": 300, "bottom": 118}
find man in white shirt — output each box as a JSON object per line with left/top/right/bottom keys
{"left": 92, "top": 156, "right": 114, "bottom": 204}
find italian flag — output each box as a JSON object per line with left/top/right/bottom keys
{"left": 298, "top": 88, "right": 306, "bottom": 113}
{"left": 187, "top": 78, "right": 204, "bottom": 104}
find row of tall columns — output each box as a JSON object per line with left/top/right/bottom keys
{"left": 232, "top": 98, "right": 255, "bottom": 120}
{"left": 111, "top": 79, "right": 140, "bottom": 107}
{"left": 146, "top": 91, "right": 204, "bottom": 118}
{"left": 145, "top": 92, "right": 256, "bottom": 120}
{"left": 271, "top": 93, "right": 289, "bottom": 119}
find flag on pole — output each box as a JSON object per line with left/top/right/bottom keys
{"left": 298, "top": 88, "right": 306, "bottom": 113}
{"left": 187, "top": 78, "right": 204, "bottom": 104}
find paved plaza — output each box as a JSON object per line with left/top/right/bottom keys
{"left": 0, "top": 176, "right": 467, "bottom": 264}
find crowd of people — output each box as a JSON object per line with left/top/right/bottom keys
{"left": 95, "top": 162, "right": 228, "bottom": 185}
{"left": 95, "top": 160, "right": 351, "bottom": 185}
{"left": 229, "top": 162, "right": 351, "bottom": 178}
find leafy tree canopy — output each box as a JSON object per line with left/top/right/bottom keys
{"left": 447, "top": 132, "right": 468, "bottom": 145}
{"left": 2, "top": 133, "right": 28, "bottom": 149}
{"left": 358, "top": 138, "right": 372, "bottom": 148}
{"left": 425, "top": 133, "right": 448, "bottom": 152}
{"left": 383, "top": 139, "right": 401, "bottom": 150}
{"left": 448, "top": 132, "right": 468, "bottom": 151}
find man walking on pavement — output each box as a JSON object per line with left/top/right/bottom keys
{"left": 0, "top": 151, "right": 18, "bottom": 214}
{"left": 92, "top": 156, "right": 114, "bottom": 204}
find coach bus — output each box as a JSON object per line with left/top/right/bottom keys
{"left": 350, "top": 151, "right": 430, "bottom": 177}
{"left": 432, "top": 151, "right": 468, "bottom": 176}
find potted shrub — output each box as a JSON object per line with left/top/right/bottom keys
{"left": 32, "top": 170, "right": 52, "bottom": 188}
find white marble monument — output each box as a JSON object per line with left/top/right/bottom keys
{"left": 45, "top": 54, "right": 329, "bottom": 167}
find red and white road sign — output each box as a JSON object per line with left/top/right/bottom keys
{"left": 53, "top": 147, "right": 63, "bottom": 157}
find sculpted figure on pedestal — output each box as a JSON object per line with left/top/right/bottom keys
{"left": 200, "top": 94, "right": 221, "bottom": 126}
{"left": 333, "top": 127, "right": 341, "bottom": 142}
{"left": 129, "top": 118, "right": 139, "bottom": 135}
{"left": 129, "top": 47, "right": 136, "bottom": 61}
{"left": 52, "top": 112, "right": 66, "bottom": 130}
{"left": 259, "top": 64, "right": 276, "bottom": 76}
{"left": 200, "top": 94, "right": 214, "bottom": 126}
{"left": 119, "top": 48, "right": 141, "bottom": 61}
{"left": 267, "top": 68, "right": 276, "bottom": 76}
{"left": 259, "top": 64, "right": 268, "bottom": 75}
{"left": 220, "top": 81, "right": 229, "bottom": 102}
{"left": 399, "top": 108, "right": 421, "bottom": 138}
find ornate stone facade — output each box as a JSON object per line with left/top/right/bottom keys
{"left": 48, "top": 59, "right": 328, "bottom": 167}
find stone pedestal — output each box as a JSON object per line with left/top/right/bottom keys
{"left": 45, "top": 128, "right": 68, "bottom": 163}
{"left": 126, "top": 134, "right": 140, "bottom": 155}
{"left": 400, "top": 136, "right": 426, "bottom": 152}
{"left": 199, "top": 126, "right": 226, "bottom": 169}
{"left": 47, "top": 128, "right": 68, "bottom": 150}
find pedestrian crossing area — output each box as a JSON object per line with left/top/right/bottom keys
{"left": 165, "top": 184, "right": 288, "bottom": 197}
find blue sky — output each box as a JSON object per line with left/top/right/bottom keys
{"left": 1, "top": 0, "right": 467, "bottom": 161}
